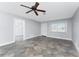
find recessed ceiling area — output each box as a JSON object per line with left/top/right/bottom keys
{"left": 0, "top": 2, "right": 79, "bottom": 22}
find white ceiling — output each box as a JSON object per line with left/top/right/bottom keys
{"left": 0, "top": 2, "right": 79, "bottom": 22}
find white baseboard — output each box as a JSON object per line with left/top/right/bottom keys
{"left": 25, "top": 35, "right": 72, "bottom": 41}
{"left": 73, "top": 42, "right": 79, "bottom": 53}
{"left": 24, "top": 35, "right": 41, "bottom": 40}
{"left": 47, "top": 36, "right": 72, "bottom": 41}
{"left": 0, "top": 41, "right": 15, "bottom": 47}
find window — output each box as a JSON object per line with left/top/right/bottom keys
{"left": 51, "top": 22, "right": 67, "bottom": 32}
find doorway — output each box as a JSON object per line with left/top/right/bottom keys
{"left": 14, "top": 18, "right": 25, "bottom": 41}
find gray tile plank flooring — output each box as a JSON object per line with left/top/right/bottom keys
{"left": 0, "top": 36, "right": 79, "bottom": 57}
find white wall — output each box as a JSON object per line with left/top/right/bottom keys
{"left": 72, "top": 7, "right": 79, "bottom": 52}
{"left": 0, "top": 10, "right": 74, "bottom": 46}
{"left": 41, "top": 19, "right": 72, "bottom": 40}
{"left": 14, "top": 17, "right": 41, "bottom": 40}
{"left": 0, "top": 12, "right": 41, "bottom": 46}
{"left": 41, "top": 23, "right": 47, "bottom": 36}
{"left": 25, "top": 19, "right": 41, "bottom": 39}
{"left": 0, "top": 12, "right": 14, "bottom": 46}
{"left": 47, "top": 19, "right": 72, "bottom": 40}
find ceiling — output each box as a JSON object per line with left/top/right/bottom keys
{"left": 0, "top": 2, "right": 79, "bottom": 22}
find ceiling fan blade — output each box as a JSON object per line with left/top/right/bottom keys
{"left": 34, "top": 10, "right": 38, "bottom": 16}
{"left": 34, "top": 2, "right": 39, "bottom": 8}
{"left": 26, "top": 10, "right": 33, "bottom": 13}
{"left": 20, "top": 4, "right": 31, "bottom": 9}
{"left": 37, "top": 9, "right": 46, "bottom": 12}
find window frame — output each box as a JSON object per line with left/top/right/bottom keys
{"left": 50, "top": 22, "right": 67, "bottom": 33}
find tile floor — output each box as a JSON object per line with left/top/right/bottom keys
{"left": 0, "top": 36, "right": 78, "bottom": 57}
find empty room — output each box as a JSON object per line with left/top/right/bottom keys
{"left": 0, "top": 2, "right": 79, "bottom": 57}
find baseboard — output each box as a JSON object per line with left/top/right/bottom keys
{"left": 24, "top": 35, "right": 41, "bottom": 40}
{"left": 0, "top": 41, "right": 15, "bottom": 47}
{"left": 73, "top": 42, "right": 79, "bottom": 53}
{"left": 47, "top": 36, "right": 72, "bottom": 41}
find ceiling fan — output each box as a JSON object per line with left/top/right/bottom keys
{"left": 20, "top": 2, "right": 46, "bottom": 16}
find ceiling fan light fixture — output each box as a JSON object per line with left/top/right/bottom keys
{"left": 20, "top": 2, "right": 46, "bottom": 16}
